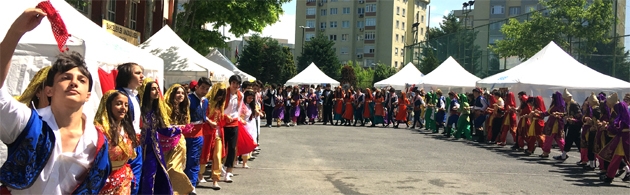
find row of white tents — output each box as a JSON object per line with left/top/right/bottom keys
{"left": 287, "top": 41, "right": 630, "bottom": 105}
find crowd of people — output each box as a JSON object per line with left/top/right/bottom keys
{"left": 0, "top": 9, "right": 264, "bottom": 195}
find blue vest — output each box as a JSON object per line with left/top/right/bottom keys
{"left": 189, "top": 94, "right": 209, "bottom": 122}
{"left": 116, "top": 87, "right": 142, "bottom": 195}
{"left": 0, "top": 109, "right": 111, "bottom": 194}
{"left": 450, "top": 99, "right": 459, "bottom": 110}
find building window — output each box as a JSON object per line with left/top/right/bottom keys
{"left": 365, "top": 46, "right": 375, "bottom": 53}
{"left": 340, "top": 47, "right": 349, "bottom": 54}
{"left": 73, "top": 0, "right": 87, "bottom": 13}
{"left": 305, "top": 33, "right": 315, "bottom": 41}
{"left": 366, "top": 18, "right": 376, "bottom": 26}
{"left": 306, "top": 20, "right": 315, "bottom": 28}
{"left": 396, "top": 7, "right": 400, "bottom": 15}
{"left": 421, "top": 15, "right": 424, "bottom": 23}
{"left": 130, "top": 1, "right": 138, "bottom": 30}
{"left": 358, "top": 8, "right": 364, "bottom": 14}
{"left": 342, "top": 34, "right": 349, "bottom": 41}
{"left": 341, "top": 21, "right": 350, "bottom": 28}
{"left": 489, "top": 35, "right": 503, "bottom": 44}
{"left": 402, "top": 8, "right": 406, "bottom": 16}
{"left": 330, "top": 8, "right": 338, "bottom": 15}
{"left": 364, "top": 32, "right": 375, "bottom": 40}
{"left": 396, "top": 20, "right": 399, "bottom": 29}
{"left": 321, "top": 9, "right": 327, "bottom": 15}
{"left": 330, "top": 21, "right": 338, "bottom": 28}
{"left": 509, "top": 7, "right": 520, "bottom": 16}
{"left": 395, "top": 61, "right": 398, "bottom": 67}
{"left": 107, "top": 0, "right": 116, "bottom": 21}
{"left": 329, "top": 34, "right": 337, "bottom": 41}
{"left": 396, "top": 34, "right": 399, "bottom": 42}
{"left": 525, "top": 5, "right": 537, "bottom": 13}
{"left": 356, "top": 48, "right": 363, "bottom": 54}
{"left": 357, "top": 21, "right": 364, "bottom": 28}
{"left": 491, "top": 5, "right": 504, "bottom": 15}
{"left": 343, "top": 7, "right": 351, "bottom": 14}
{"left": 395, "top": 48, "right": 398, "bottom": 56}
{"left": 402, "top": 35, "right": 405, "bottom": 42}
{"left": 307, "top": 8, "right": 316, "bottom": 15}
{"left": 307, "top": 0, "right": 315, "bottom": 3}
{"left": 402, "top": 22, "right": 405, "bottom": 30}
{"left": 366, "top": 4, "right": 376, "bottom": 12}
{"left": 401, "top": 50, "right": 404, "bottom": 57}
{"left": 320, "top": 22, "right": 326, "bottom": 29}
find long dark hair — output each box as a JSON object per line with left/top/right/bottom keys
{"left": 106, "top": 92, "right": 139, "bottom": 147}
{"left": 244, "top": 90, "right": 256, "bottom": 120}
{"left": 168, "top": 85, "right": 190, "bottom": 125}
{"left": 141, "top": 81, "right": 165, "bottom": 128}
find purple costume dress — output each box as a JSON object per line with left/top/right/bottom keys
{"left": 597, "top": 101, "right": 630, "bottom": 179}
{"left": 307, "top": 93, "right": 319, "bottom": 120}
{"left": 273, "top": 95, "right": 285, "bottom": 120}
{"left": 140, "top": 111, "right": 174, "bottom": 195}
{"left": 291, "top": 94, "right": 301, "bottom": 117}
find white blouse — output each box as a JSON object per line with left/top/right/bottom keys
{"left": 0, "top": 87, "right": 97, "bottom": 195}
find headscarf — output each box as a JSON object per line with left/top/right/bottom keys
{"left": 94, "top": 90, "right": 136, "bottom": 159}
{"left": 138, "top": 78, "right": 171, "bottom": 127}
{"left": 534, "top": 96, "right": 546, "bottom": 113}
{"left": 165, "top": 84, "right": 190, "bottom": 125}
{"left": 504, "top": 92, "right": 516, "bottom": 108}
{"left": 551, "top": 91, "right": 566, "bottom": 110}
{"left": 613, "top": 101, "right": 630, "bottom": 129}
{"left": 207, "top": 82, "right": 227, "bottom": 117}
{"left": 16, "top": 66, "right": 51, "bottom": 108}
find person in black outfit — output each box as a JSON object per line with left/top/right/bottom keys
{"left": 263, "top": 84, "right": 277, "bottom": 127}
{"left": 322, "top": 85, "right": 334, "bottom": 125}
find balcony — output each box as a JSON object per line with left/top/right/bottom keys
{"left": 306, "top": 14, "right": 316, "bottom": 19}
{"left": 365, "top": 12, "right": 376, "bottom": 17}
{"left": 364, "top": 53, "right": 375, "bottom": 57}
{"left": 306, "top": 0, "right": 316, "bottom": 6}
{"left": 365, "top": 26, "right": 376, "bottom": 30}
{"left": 364, "top": 39, "right": 375, "bottom": 44}
{"left": 366, "top": 0, "right": 377, "bottom": 2}
{"left": 305, "top": 28, "right": 316, "bottom": 32}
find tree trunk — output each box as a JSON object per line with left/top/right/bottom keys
{"left": 144, "top": 0, "right": 154, "bottom": 41}
{"left": 171, "top": 0, "right": 179, "bottom": 31}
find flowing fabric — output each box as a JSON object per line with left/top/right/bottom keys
{"left": 307, "top": 93, "right": 319, "bottom": 119}
{"left": 334, "top": 94, "right": 344, "bottom": 120}
{"left": 98, "top": 68, "right": 117, "bottom": 95}
{"left": 140, "top": 112, "right": 173, "bottom": 195}
{"left": 290, "top": 95, "right": 301, "bottom": 117}
{"left": 598, "top": 102, "right": 630, "bottom": 162}
{"left": 162, "top": 124, "right": 193, "bottom": 195}
{"left": 273, "top": 96, "right": 285, "bottom": 119}
{"left": 237, "top": 122, "right": 257, "bottom": 156}
{"left": 343, "top": 96, "right": 354, "bottom": 120}
{"left": 396, "top": 96, "right": 410, "bottom": 121}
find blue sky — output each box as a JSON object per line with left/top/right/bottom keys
{"left": 223, "top": 1, "right": 459, "bottom": 44}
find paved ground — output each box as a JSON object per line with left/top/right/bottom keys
{"left": 196, "top": 124, "right": 630, "bottom": 194}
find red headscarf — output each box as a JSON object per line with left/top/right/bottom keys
{"left": 535, "top": 96, "right": 547, "bottom": 113}
{"left": 504, "top": 92, "right": 516, "bottom": 108}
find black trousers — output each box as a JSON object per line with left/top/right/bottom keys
{"left": 223, "top": 126, "right": 238, "bottom": 168}
{"left": 284, "top": 106, "right": 291, "bottom": 123}
{"left": 491, "top": 116, "right": 504, "bottom": 142}
{"left": 564, "top": 124, "right": 582, "bottom": 152}
{"left": 412, "top": 110, "right": 421, "bottom": 127}
{"left": 323, "top": 106, "right": 333, "bottom": 123}
{"left": 587, "top": 130, "right": 596, "bottom": 161}
{"left": 265, "top": 105, "right": 274, "bottom": 126}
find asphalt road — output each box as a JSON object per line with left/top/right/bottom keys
{"left": 195, "top": 124, "right": 630, "bottom": 194}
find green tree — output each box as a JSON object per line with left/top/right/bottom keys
{"left": 491, "top": 0, "right": 614, "bottom": 60}
{"left": 297, "top": 33, "right": 341, "bottom": 79}
{"left": 348, "top": 61, "right": 374, "bottom": 89}
{"left": 237, "top": 34, "right": 286, "bottom": 84}
{"left": 372, "top": 62, "right": 397, "bottom": 83}
{"left": 280, "top": 46, "right": 297, "bottom": 83}
{"left": 340, "top": 65, "right": 357, "bottom": 87}
{"left": 175, "top": 0, "right": 291, "bottom": 55}
{"left": 419, "top": 49, "right": 439, "bottom": 74}
{"left": 425, "top": 13, "right": 482, "bottom": 75}
{"left": 582, "top": 41, "right": 630, "bottom": 81}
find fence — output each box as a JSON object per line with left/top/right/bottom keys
{"left": 405, "top": 4, "right": 630, "bottom": 81}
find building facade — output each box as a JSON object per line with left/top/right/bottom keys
{"left": 70, "top": 0, "right": 176, "bottom": 45}
{"left": 295, "top": 0, "right": 430, "bottom": 68}
{"left": 222, "top": 37, "right": 296, "bottom": 62}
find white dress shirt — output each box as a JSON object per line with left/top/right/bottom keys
{"left": 0, "top": 87, "right": 98, "bottom": 195}
{"left": 225, "top": 92, "right": 242, "bottom": 119}
{"left": 123, "top": 87, "right": 141, "bottom": 135}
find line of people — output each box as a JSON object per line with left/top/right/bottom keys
{"left": 0, "top": 9, "right": 263, "bottom": 195}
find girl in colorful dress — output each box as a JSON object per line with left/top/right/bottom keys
{"left": 342, "top": 89, "right": 355, "bottom": 126}
{"left": 333, "top": 87, "right": 344, "bottom": 125}
{"left": 307, "top": 88, "right": 319, "bottom": 125}
{"left": 372, "top": 90, "right": 386, "bottom": 127}
{"left": 290, "top": 87, "right": 301, "bottom": 126}
{"left": 363, "top": 88, "right": 374, "bottom": 126}
{"left": 164, "top": 84, "right": 195, "bottom": 195}
{"left": 273, "top": 87, "right": 285, "bottom": 127}
{"left": 95, "top": 90, "right": 140, "bottom": 195}
{"left": 204, "top": 82, "right": 230, "bottom": 190}
{"left": 525, "top": 96, "right": 546, "bottom": 156}
{"left": 240, "top": 90, "right": 260, "bottom": 169}
{"left": 394, "top": 92, "right": 410, "bottom": 128}
{"left": 540, "top": 91, "right": 566, "bottom": 159}
{"left": 138, "top": 78, "right": 175, "bottom": 194}
{"left": 498, "top": 92, "right": 517, "bottom": 146}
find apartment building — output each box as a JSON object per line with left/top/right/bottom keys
{"left": 295, "top": 0, "right": 430, "bottom": 68}
{"left": 70, "top": 0, "right": 176, "bottom": 45}
{"left": 223, "top": 37, "right": 296, "bottom": 62}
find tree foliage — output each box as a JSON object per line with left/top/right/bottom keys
{"left": 582, "top": 42, "right": 630, "bottom": 81}
{"left": 424, "top": 13, "right": 482, "bottom": 75}
{"left": 175, "top": 0, "right": 291, "bottom": 55}
{"left": 297, "top": 33, "right": 341, "bottom": 79}
{"left": 419, "top": 49, "right": 439, "bottom": 75}
{"left": 238, "top": 34, "right": 294, "bottom": 85}
{"left": 340, "top": 65, "right": 357, "bottom": 87}
{"left": 372, "top": 62, "right": 397, "bottom": 83}
{"left": 347, "top": 61, "right": 374, "bottom": 89}
{"left": 491, "top": 0, "right": 614, "bottom": 60}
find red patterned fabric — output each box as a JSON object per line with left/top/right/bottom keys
{"left": 236, "top": 121, "right": 257, "bottom": 156}
{"left": 98, "top": 68, "right": 116, "bottom": 94}
{"left": 36, "top": 0, "right": 70, "bottom": 52}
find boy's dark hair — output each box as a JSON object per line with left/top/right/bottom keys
{"left": 115, "top": 62, "right": 140, "bottom": 88}
{"left": 45, "top": 51, "right": 93, "bottom": 92}
{"left": 228, "top": 75, "right": 242, "bottom": 85}
{"left": 517, "top": 91, "right": 527, "bottom": 96}
{"left": 271, "top": 84, "right": 277, "bottom": 89}
{"left": 242, "top": 81, "right": 251, "bottom": 89}
{"left": 197, "top": 77, "right": 212, "bottom": 87}
{"left": 492, "top": 91, "right": 501, "bottom": 97}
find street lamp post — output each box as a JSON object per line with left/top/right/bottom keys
{"left": 461, "top": 0, "right": 474, "bottom": 73}
{"left": 299, "top": 26, "right": 311, "bottom": 55}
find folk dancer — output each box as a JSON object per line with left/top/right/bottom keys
{"left": 354, "top": 89, "right": 365, "bottom": 126}
{"left": 581, "top": 93, "right": 600, "bottom": 171}
{"left": 597, "top": 93, "right": 630, "bottom": 183}
{"left": 444, "top": 91, "right": 460, "bottom": 137}
{"left": 455, "top": 94, "right": 472, "bottom": 140}
{"left": 539, "top": 91, "right": 566, "bottom": 159}
{"left": 561, "top": 89, "right": 583, "bottom": 162}
{"left": 498, "top": 92, "right": 517, "bottom": 146}
{"left": 164, "top": 84, "right": 195, "bottom": 194}
{"left": 472, "top": 88, "right": 489, "bottom": 143}
{"left": 512, "top": 92, "right": 530, "bottom": 151}
{"left": 183, "top": 77, "right": 211, "bottom": 192}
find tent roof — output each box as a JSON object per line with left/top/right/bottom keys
{"left": 205, "top": 48, "right": 256, "bottom": 81}
{"left": 477, "top": 41, "right": 630, "bottom": 90}
{"left": 285, "top": 63, "right": 340, "bottom": 86}
{"left": 0, "top": 0, "right": 164, "bottom": 81}
{"left": 421, "top": 57, "right": 480, "bottom": 88}
{"left": 140, "top": 26, "right": 234, "bottom": 80}
{"left": 374, "top": 62, "right": 424, "bottom": 90}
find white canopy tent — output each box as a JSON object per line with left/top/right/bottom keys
{"left": 205, "top": 48, "right": 256, "bottom": 82}
{"left": 285, "top": 63, "right": 340, "bottom": 86}
{"left": 374, "top": 62, "right": 424, "bottom": 90}
{"left": 140, "top": 26, "right": 235, "bottom": 87}
{"left": 0, "top": 0, "right": 166, "bottom": 120}
{"left": 420, "top": 57, "right": 480, "bottom": 93}
{"left": 477, "top": 41, "right": 630, "bottom": 104}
